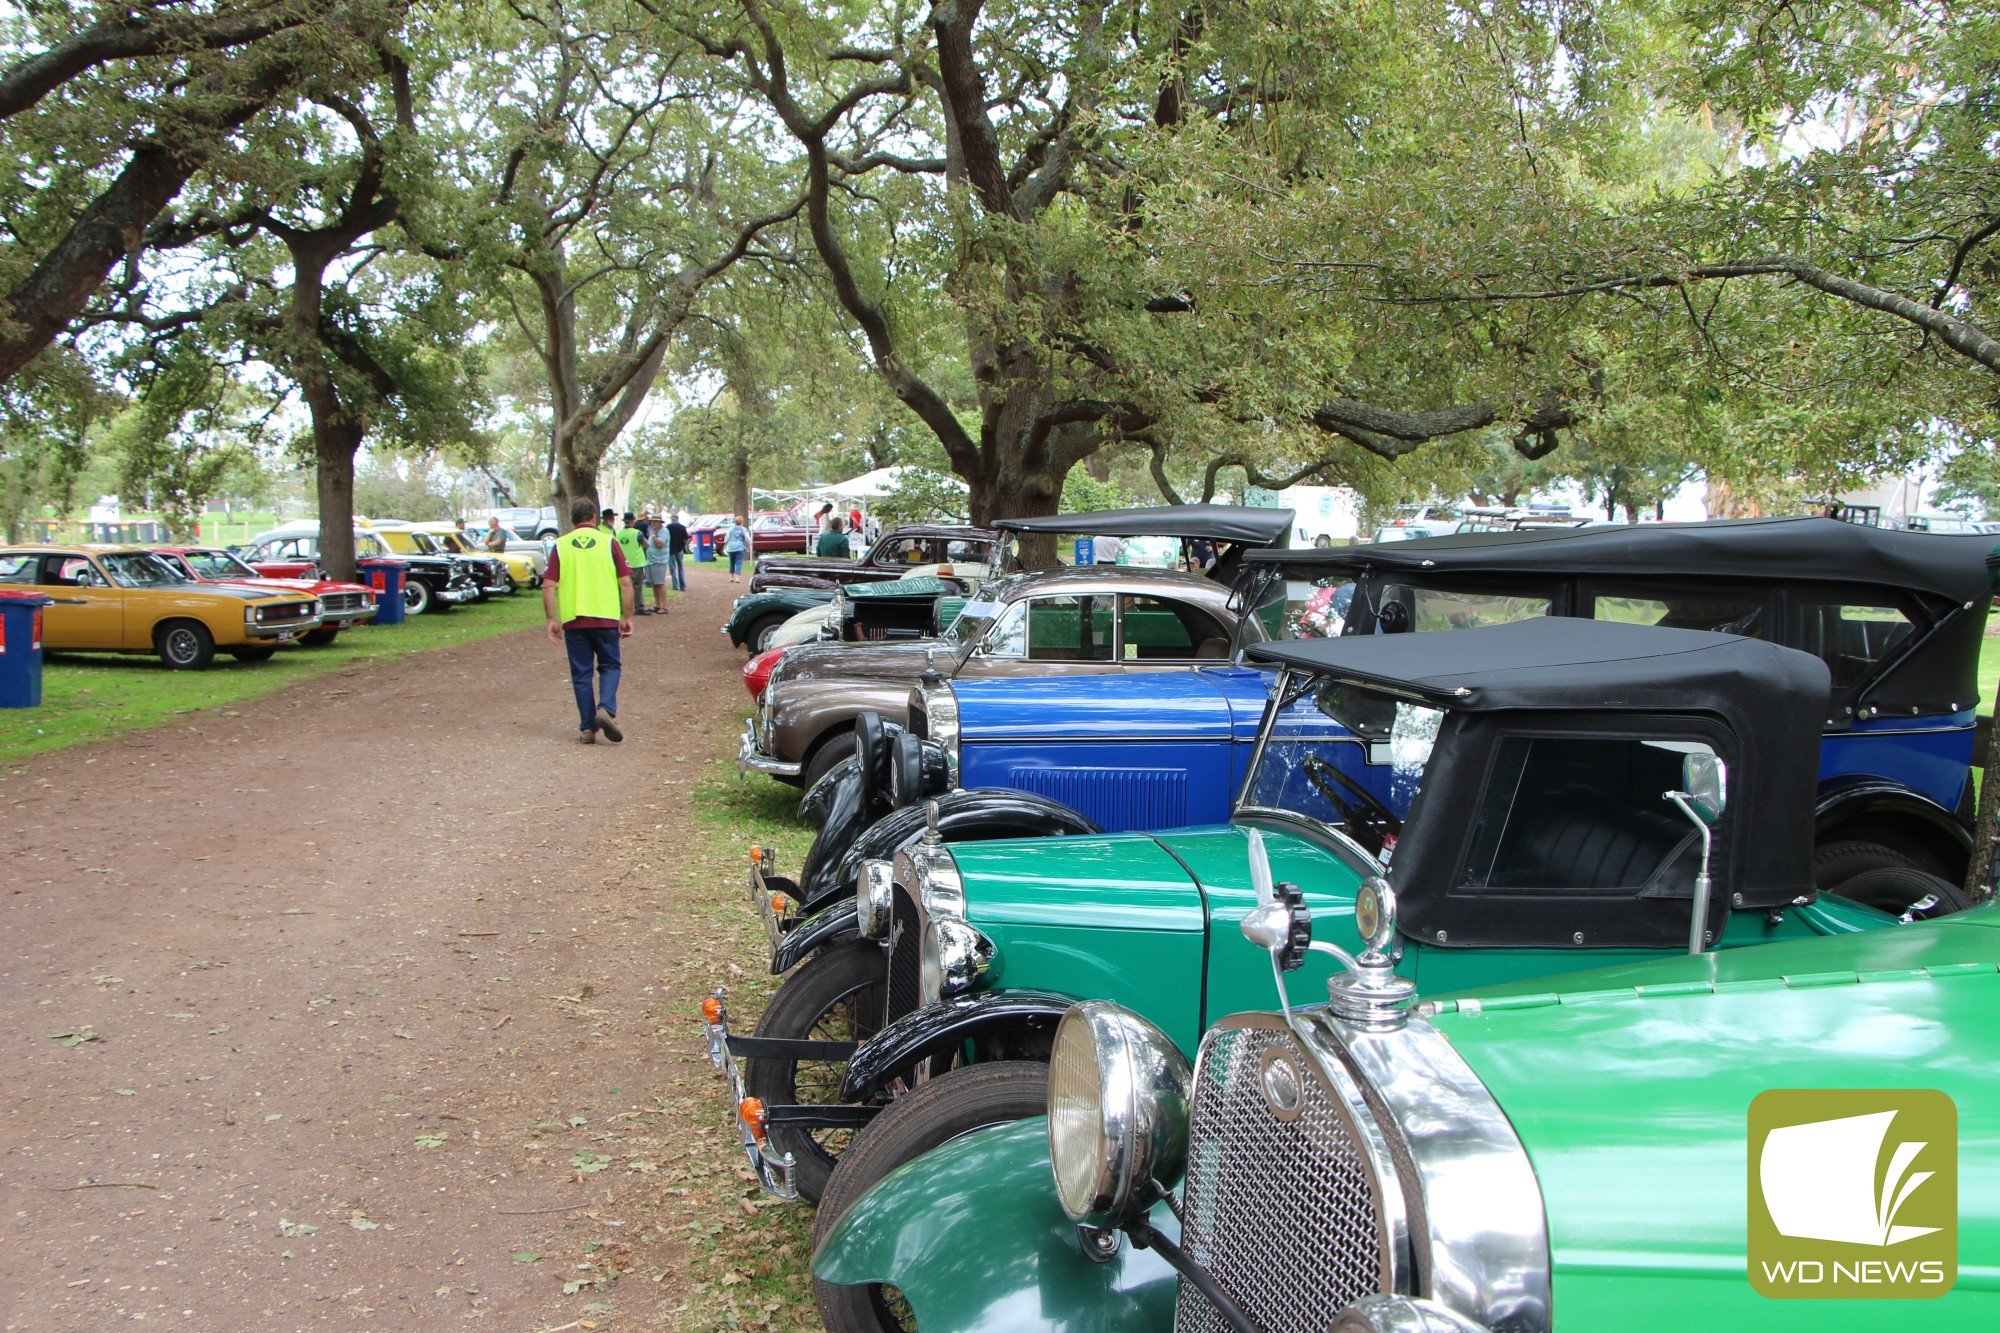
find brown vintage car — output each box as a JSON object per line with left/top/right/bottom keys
{"left": 740, "top": 566, "right": 1253, "bottom": 786}
{"left": 747, "top": 524, "right": 997, "bottom": 593}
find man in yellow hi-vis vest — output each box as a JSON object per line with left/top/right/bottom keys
{"left": 542, "top": 498, "right": 635, "bottom": 743}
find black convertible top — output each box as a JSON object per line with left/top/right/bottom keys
{"left": 1249, "top": 618, "right": 1828, "bottom": 917}
{"left": 1245, "top": 618, "right": 1831, "bottom": 721}
{"left": 997, "top": 503, "right": 1293, "bottom": 547}
{"left": 1245, "top": 516, "right": 1990, "bottom": 604}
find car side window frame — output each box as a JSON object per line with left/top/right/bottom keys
{"left": 1114, "top": 593, "right": 1231, "bottom": 662}
{"left": 1778, "top": 581, "right": 1927, "bottom": 710}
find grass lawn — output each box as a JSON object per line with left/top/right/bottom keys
{"left": 0, "top": 593, "right": 544, "bottom": 768}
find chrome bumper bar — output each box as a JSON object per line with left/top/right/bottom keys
{"left": 738, "top": 720, "right": 802, "bottom": 778}
{"left": 701, "top": 990, "right": 799, "bottom": 1201}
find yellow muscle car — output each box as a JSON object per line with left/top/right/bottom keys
{"left": 0, "top": 544, "right": 321, "bottom": 669}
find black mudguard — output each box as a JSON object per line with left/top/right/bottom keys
{"left": 770, "top": 898, "right": 863, "bottom": 975}
{"left": 818, "top": 788, "right": 1104, "bottom": 904}
{"left": 838, "top": 990, "right": 1076, "bottom": 1102}
{"left": 798, "top": 755, "right": 862, "bottom": 827}
{"left": 1815, "top": 781, "right": 1973, "bottom": 879}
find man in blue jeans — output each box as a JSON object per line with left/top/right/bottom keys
{"left": 542, "top": 498, "right": 635, "bottom": 744}
{"left": 665, "top": 513, "right": 689, "bottom": 591}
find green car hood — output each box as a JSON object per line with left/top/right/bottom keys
{"left": 951, "top": 825, "right": 1368, "bottom": 1044}
{"left": 951, "top": 832, "right": 1204, "bottom": 932}
{"left": 1427, "top": 912, "right": 2000, "bottom": 1326}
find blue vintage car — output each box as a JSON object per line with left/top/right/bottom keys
{"left": 779, "top": 517, "right": 1990, "bottom": 938}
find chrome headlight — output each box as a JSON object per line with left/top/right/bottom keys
{"left": 856, "top": 859, "right": 894, "bottom": 940}
{"left": 1047, "top": 1001, "right": 1191, "bottom": 1228}
{"left": 907, "top": 678, "right": 960, "bottom": 778}
{"left": 919, "top": 917, "right": 993, "bottom": 998}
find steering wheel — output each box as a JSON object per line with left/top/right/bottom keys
{"left": 1302, "top": 755, "right": 1404, "bottom": 855}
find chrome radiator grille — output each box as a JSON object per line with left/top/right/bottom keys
{"left": 883, "top": 883, "right": 922, "bottom": 1022}
{"left": 1175, "top": 1023, "right": 1390, "bottom": 1333}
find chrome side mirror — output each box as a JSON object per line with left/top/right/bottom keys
{"left": 1664, "top": 752, "right": 1726, "bottom": 955}
{"left": 1682, "top": 752, "right": 1726, "bottom": 825}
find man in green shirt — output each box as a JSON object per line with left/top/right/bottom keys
{"left": 543, "top": 499, "right": 635, "bottom": 743}
{"left": 815, "top": 515, "right": 851, "bottom": 559}
{"left": 615, "top": 512, "right": 649, "bottom": 614}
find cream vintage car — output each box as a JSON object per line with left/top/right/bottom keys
{"left": 0, "top": 544, "right": 321, "bottom": 668}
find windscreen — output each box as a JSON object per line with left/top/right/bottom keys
{"left": 1239, "top": 675, "right": 1442, "bottom": 857}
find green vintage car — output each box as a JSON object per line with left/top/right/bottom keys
{"left": 707, "top": 618, "right": 1957, "bottom": 1205}
{"left": 813, "top": 896, "right": 2000, "bottom": 1332}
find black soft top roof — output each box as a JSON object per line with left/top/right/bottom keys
{"left": 1244, "top": 618, "right": 1831, "bottom": 723}
{"left": 997, "top": 503, "right": 1293, "bottom": 546}
{"left": 1245, "top": 516, "right": 1990, "bottom": 604}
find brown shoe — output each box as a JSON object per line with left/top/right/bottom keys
{"left": 595, "top": 708, "right": 623, "bottom": 743}
{"left": 579, "top": 729, "right": 596, "bottom": 745}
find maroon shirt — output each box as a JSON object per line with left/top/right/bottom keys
{"left": 544, "top": 534, "right": 632, "bottom": 629}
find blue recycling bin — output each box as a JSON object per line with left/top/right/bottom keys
{"left": 1073, "top": 536, "right": 1094, "bottom": 566}
{"left": 695, "top": 529, "right": 716, "bottom": 563}
{"left": 355, "top": 558, "right": 409, "bottom": 627}
{"left": 0, "top": 589, "right": 52, "bottom": 708}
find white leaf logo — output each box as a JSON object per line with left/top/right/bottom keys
{"left": 1760, "top": 1110, "right": 1940, "bottom": 1247}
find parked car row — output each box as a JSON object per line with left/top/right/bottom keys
{"left": 700, "top": 512, "right": 1998, "bottom": 1332}
{"left": 0, "top": 543, "right": 362, "bottom": 668}
{"left": 0, "top": 512, "right": 543, "bottom": 669}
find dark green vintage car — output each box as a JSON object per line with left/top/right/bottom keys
{"left": 706, "top": 618, "right": 1960, "bottom": 1205}
{"left": 812, "top": 901, "right": 2000, "bottom": 1331}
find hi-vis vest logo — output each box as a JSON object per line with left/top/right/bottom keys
{"left": 1749, "top": 1089, "right": 1956, "bottom": 1298}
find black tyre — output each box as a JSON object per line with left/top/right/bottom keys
{"left": 300, "top": 627, "right": 340, "bottom": 647}
{"left": 741, "top": 938, "right": 887, "bottom": 1205}
{"left": 813, "top": 1062, "right": 1050, "bottom": 1333}
{"left": 154, "top": 620, "right": 214, "bottom": 670}
{"left": 745, "top": 613, "right": 788, "bottom": 654}
{"left": 1814, "top": 839, "right": 1919, "bottom": 891}
{"left": 402, "top": 578, "right": 434, "bottom": 616}
{"left": 226, "top": 645, "right": 277, "bottom": 663}
{"left": 1829, "top": 865, "right": 1972, "bottom": 919}
{"left": 803, "top": 729, "right": 859, "bottom": 790}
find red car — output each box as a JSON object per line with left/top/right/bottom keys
{"left": 690, "top": 511, "right": 817, "bottom": 556}
{"left": 150, "top": 546, "right": 378, "bottom": 647}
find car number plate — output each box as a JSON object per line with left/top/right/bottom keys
{"left": 275, "top": 631, "right": 295, "bottom": 642}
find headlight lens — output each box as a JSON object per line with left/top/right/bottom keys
{"left": 1047, "top": 1002, "right": 1192, "bottom": 1227}
{"left": 856, "top": 859, "right": 894, "bottom": 940}
{"left": 919, "top": 917, "right": 993, "bottom": 999}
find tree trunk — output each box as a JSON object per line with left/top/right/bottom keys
{"left": 313, "top": 419, "right": 362, "bottom": 581}
{"left": 731, "top": 446, "right": 751, "bottom": 519}
{"left": 555, "top": 448, "right": 596, "bottom": 532}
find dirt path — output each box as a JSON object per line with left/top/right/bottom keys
{"left": 0, "top": 563, "right": 794, "bottom": 1331}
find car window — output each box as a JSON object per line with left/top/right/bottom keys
{"left": 1023, "top": 594, "right": 1114, "bottom": 662}
{"left": 872, "top": 537, "right": 927, "bottom": 566}
{"left": 0, "top": 555, "right": 35, "bottom": 584}
{"left": 50, "top": 556, "right": 100, "bottom": 586}
{"left": 1240, "top": 679, "right": 1437, "bottom": 850}
{"left": 356, "top": 534, "right": 387, "bottom": 557}
{"left": 99, "top": 552, "right": 182, "bottom": 587}
{"left": 1275, "top": 576, "right": 1355, "bottom": 639}
{"left": 980, "top": 600, "right": 1028, "bottom": 655}
{"left": 943, "top": 538, "right": 987, "bottom": 563}
{"left": 1591, "top": 590, "right": 1767, "bottom": 639}
{"left": 186, "top": 551, "right": 256, "bottom": 579}
{"left": 1119, "top": 594, "right": 1230, "bottom": 660}
{"left": 1459, "top": 736, "right": 1702, "bottom": 895}
{"left": 1797, "top": 601, "right": 1916, "bottom": 690}
{"left": 1365, "top": 583, "right": 1550, "bottom": 634}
